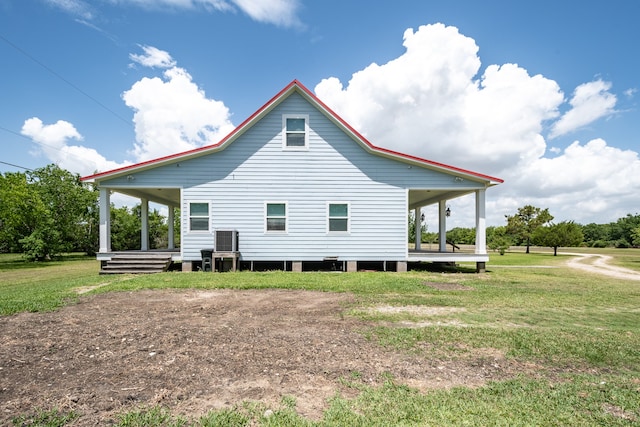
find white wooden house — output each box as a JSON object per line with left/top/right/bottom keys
{"left": 82, "top": 80, "right": 502, "bottom": 273}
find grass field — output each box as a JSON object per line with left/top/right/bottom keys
{"left": 1, "top": 249, "right": 639, "bottom": 426}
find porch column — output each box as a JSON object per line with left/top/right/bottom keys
{"left": 141, "top": 198, "right": 149, "bottom": 251}
{"left": 475, "top": 189, "right": 487, "bottom": 254}
{"left": 99, "top": 187, "right": 111, "bottom": 253}
{"left": 414, "top": 207, "right": 421, "bottom": 251}
{"left": 438, "top": 200, "right": 447, "bottom": 252}
{"left": 168, "top": 206, "right": 175, "bottom": 250}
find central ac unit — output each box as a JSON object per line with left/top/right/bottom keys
{"left": 215, "top": 229, "right": 239, "bottom": 252}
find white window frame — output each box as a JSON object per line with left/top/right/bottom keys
{"left": 327, "top": 202, "right": 350, "bottom": 233}
{"left": 188, "top": 201, "right": 211, "bottom": 233}
{"left": 265, "top": 201, "right": 288, "bottom": 233}
{"left": 282, "top": 114, "right": 309, "bottom": 150}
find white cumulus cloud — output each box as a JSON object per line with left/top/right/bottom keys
{"left": 231, "top": 0, "right": 302, "bottom": 28}
{"left": 45, "top": 0, "right": 94, "bottom": 20}
{"left": 129, "top": 45, "right": 177, "bottom": 69}
{"left": 73, "top": 0, "right": 301, "bottom": 27}
{"left": 549, "top": 80, "right": 617, "bottom": 139}
{"left": 508, "top": 139, "right": 640, "bottom": 222}
{"left": 21, "top": 117, "right": 127, "bottom": 176}
{"left": 122, "top": 65, "right": 235, "bottom": 162}
{"left": 315, "top": 23, "right": 636, "bottom": 225}
{"left": 316, "top": 24, "right": 563, "bottom": 176}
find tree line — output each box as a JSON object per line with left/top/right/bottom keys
{"left": 413, "top": 205, "right": 640, "bottom": 255}
{"left": 1, "top": 165, "right": 638, "bottom": 260}
{"left": 0, "top": 164, "right": 173, "bottom": 260}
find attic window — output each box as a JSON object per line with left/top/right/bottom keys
{"left": 283, "top": 115, "right": 308, "bottom": 150}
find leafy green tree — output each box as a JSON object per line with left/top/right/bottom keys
{"left": 581, "top": 222, "right": 611, "bottom": 247}
{"left": 531, "top": 221, "right": 584, "bottom": 255}
{"left": 487, "top": 226, "right": 511, "bottom": 255}
{"left": 407, "top": 212, "right": 427, "bottom": 244}
{"left": 110, "top": 204, "right": 169, "bottom": 251}
{"left": 172, "top": 207, "right": 181, "bottom": 247}
{"left": 143, "top": 205, "right": 169, "bottom": 249}
{"left": 0, "top": 172, "right": 44, "bottom": 253}
{"left": 0, "top": 165, "right": 98, "bottom": 259}
{"left": 446, "top": 227, "right": 476, "bottom": 245}
{"left": 609, "top": 214, "right": 640, "bottom": 248}
{"left": 632, "top": 226, "right": 640, "bottom": 247}
{"left": 505, "top": 205, "right": 554, "bottom": 253}
{"left": 111, "top": 205, "right": 140, "bottom": 251}
{"left": 21, "top": 165, "right": 98, "bottom": 260}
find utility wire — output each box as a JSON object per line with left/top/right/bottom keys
{"left": 0, "top": 33, "right": 133, "bottom": 128}
{"left": 0, "top": 125, "right": 94, "bottom": 167}
{"left": 0, "top": 160, "right": 33, "bottom": 171}
{"left": 0, "top": 125, "right": 29, "bottom": 139}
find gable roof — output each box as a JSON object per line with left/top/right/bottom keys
{"left": 82, "top": 80, "right": 503, "bottom": 185}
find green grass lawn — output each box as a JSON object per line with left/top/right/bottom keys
{"left": 2, "top": 250, "right": 639, "bottom": 426}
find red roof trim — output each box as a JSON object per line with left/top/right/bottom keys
{"left": 81, "top": 81, "right": 299, "bottom": 181}
{"left": 82, "top": 79, "right": 503, "bottom": 184}
{"left": 292, "top": 81, "right": 504, "bottom": 184}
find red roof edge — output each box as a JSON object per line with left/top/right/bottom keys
{"left": 82, "top": 81, "right": 299, "bottom": 182}
{"left": 292, "top": 80, "right": 504, "bottom": 183}
{"left": 82, "top": 79, "right": 503, "bottom": 184}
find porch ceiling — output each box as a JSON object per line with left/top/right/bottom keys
{"left": 114, "top": 187, "right": 181, "bottom": 207}
{"left": 111, "top": 187, "right": 473, "bottom": 210}
{"left": 408, "top": 188, "right": 476, "bottom": 210}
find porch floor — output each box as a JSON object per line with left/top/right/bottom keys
{"left": 408, "top": 246, "right": 489, "bottom": 263}
{"left": 96, "top": 249, "right": 181, "bottom": 262}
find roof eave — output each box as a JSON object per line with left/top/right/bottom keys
{"left": 81, "top": 81, "right": 302, "bottom": 183}
{"left": 82, "top": 79, "right": 503, "bottom": 186}
{"left": 292, "top": 81, "right": 504, "bottom": 185}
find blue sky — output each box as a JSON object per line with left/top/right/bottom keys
{"left": 1, "top": 0, "right": 639, "bottom": 227}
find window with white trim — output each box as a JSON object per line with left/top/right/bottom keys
{"left": 189, "top": 202, "right": 210, "bottom": 232}
{"left": 283, "top": 115, "right": 308, "bottom": 149}
{"left": 266, "top": 202, "right": 287, "bottom": 232}
{"left": 328, "top": 203, "right": 349, "bottom": 232}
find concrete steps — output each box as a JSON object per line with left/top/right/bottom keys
{"left": 100, "top": 253, "right": 173, "bottom": 274}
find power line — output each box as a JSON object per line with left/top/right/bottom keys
{"left": 0, "top": 125, "right": 95, "bottom": 166}
{"left": 0, "top": 161, "right": 33, "bottom": 171}
{"left": 0, "top": 125, "right": 28, "bottom": 139}
{"left": 0, "top": 32, "right": 133, "bottom": 128}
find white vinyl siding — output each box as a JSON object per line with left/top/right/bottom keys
{"left": 283, "top": 114, "right": 308, "bottom": 150}
{"left": 99, "top": 92, "right": 486, "bottom": 261}
{"left": 328, "top": 202, "right": 349, "bottom": 232}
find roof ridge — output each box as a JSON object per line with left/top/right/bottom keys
{"left": 82, "top": 79, "right": 503, "bottom": 184}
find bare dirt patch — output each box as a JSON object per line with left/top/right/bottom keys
{"left": 2, "top": 289, "right": 531, "bottom": 425}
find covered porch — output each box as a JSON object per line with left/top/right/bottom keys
{"left": 96, "top": 186, "right": 182, "bottom": 262}
{"left": 407, "top": 187, "right": 489, "bottom": 272}
{"left": 94, "top": 185, "right": 491, "bottom": 273}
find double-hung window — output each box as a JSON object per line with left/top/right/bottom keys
{"left": 328, "top": 203, "right": 349, "bottom": 232}
{"left": 266, "top": 202, "right": 287, "bottom": 232}
{"left": 189, "top": 202, "right": 210, "bottom": 232}
{"left": 283, "top": 115, "right": 308, "bottom": 150}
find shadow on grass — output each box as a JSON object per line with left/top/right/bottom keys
{"left": 0, "top": 253, "right": 92, "bottom": 271}
{"left": 408, "top": 262, "right": 478, "bottom": 274}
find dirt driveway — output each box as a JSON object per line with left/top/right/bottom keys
{"left": 1, "top": 289, "right": 528, "bottom": 425}
{"left": 565, "top": 252, "right": 640, "bottom": 281}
